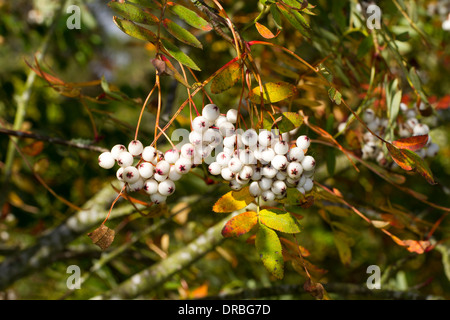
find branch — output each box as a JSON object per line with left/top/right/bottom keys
{"left": 0, "top": 183, "right": 141, "bottom": 290}
{"left": 91, "top": 212, "right": 234, "bottom": 299}
{"left": 0, "top": 128, "right": 108, "bottom": 153}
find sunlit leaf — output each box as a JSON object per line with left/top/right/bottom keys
{"left": 162, "top": 18, "right": 203, "bottom": 49}
{"left": 167, "top": 2, "right": 212, "bottom": 31}
{"left": 210, "top": 60, "right": 242, "bottom": 94}
{"left": 221, "top": 211, "right": 258, "bottom": 237}
{"left": 255, "top": 22, "right": 279, "bottom": 39}
{"left": 108, "top": 1, "right": 159, "bottom": 25}
{"left": 250, "top": 81, "right": 298, "bottom": 104}
{"left": 113, "top": 16, "right": 158, "bottom": 43}
{"left": 255, "top": 224, "right": 284, "bottom": 279}
{"left": 213, "top": 187, "right": 254, "bottom": 213}
{"left": 392, "top": 135, "right": 429, "bottom": 152}
{"left": 161, "top": 39, "right": 201, "bottom": 71}
{"left": 259, "top": 209, "right": 302, "bottom": 234}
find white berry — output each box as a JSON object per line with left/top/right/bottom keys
{"left": 150, "top": 193, "right": 167, "bottom": 204}
{"left": 98, "top": 152, "right": 115, "bottom": 169}
{"left": 158, "top": 180, "right": 176, "bottom": 196}
{"left": 142, "top": 146, "right": 157, "bottom": 162}
{"left": 110, "top": 144, "right": 127, "bottom": 160}
{"left": 122, "top": 166, "right": 140, "bottom": 184}
{"left": 138, "top": 162, "right": 154, "bottom": 179}
{"left": 128, "top": 140, "right": 144, "bottom": 156}
{"left": 296, "top": 135, "right": 311, "bottom": 150}
{"left": 287, "top": 162, "right": 303, "bottom": 179}
{"left": 117, "top": 151, "right": 134, "bottom": 167}
{"left": 144, "top": 179, "right": 158, "bottom": 195}
{"left": 192, "top": 116, "right": 210, "bottom": 133}
{"left": 202, "top": 104, "right": 221, "bottom": 122}
{"left": 164, "top": 149, "right": 179, "bottom": 164}
{"left": 226, "top": 109, "right": 238, "bottom": 124}
{"left": 301, "top": 155, "right": 316, "bottom": 171}
{"left": 271, "top": 154, "right": 288, "bottom": 171}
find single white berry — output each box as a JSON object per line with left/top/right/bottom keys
{"left": 362, "top": 109, "right": 376, "bottom": 123}
{"left": 221, "top": 167, "right": 235, "bottom": 181}
{"left": 251, "top": 167, "right": 262, "bottom": 181}
{"left": 297, "top": 175, "right": 307, "bottom": 188}
{"left": 238, "top": 166, "right": 254, "bottom": 181}
{"left": 301, "top": 155, "right": 316, "bottom": 171}
{"left": 98, "top": 152, "right": 115, "bottom": 169}
{"left": 413, "top": 123, "right": 430, "bottom": 136}
{"left": 260, "top": 148, "right": 275, "bottom": 164}
{"left": 241, "top": 129, "right": 258, "bottom": 147}
{"left": 215, "top": 115, "right": 228, "bottom": 127}
{"left": 303, "top": 178, "right": 314, "bottom": 192}
{"left": 158, "top": 180, "right": 176, "bottom": 196}
{"left": 154, "top": 172, "right": 168, "bottom": 182}
{"left": 262, "top": 165, "right": 277, "bottom": 179}
{"left": 271, "top": 154, "right": 288, "bottom": 171}
{"left": 226, "top": 109, "right": 238, "bottom": 124}
{"left": 216, "top": 152, "right": 231, "bottom": 167}
{"left": 128, "top": 140, "right": 144, "bottom": 156}
{"left": 287, "top": 162, "right": 303, "bottom": 179}
{"left": 138, "top": 162, "right": 154, "bottom": 179}
{"left": 239, "top": 149, "right": 256, "bottom": 165}
{"left": 296, "top": 135, "right": 311, "bottom": 150}
{"left": 116, "top": 167, "right": 124, "bottom": 181}
{"left": 164, "top": 149, "right": 179, "bottom": 164}
{"left": 223, "top": 147, "right": 235, "bottom": 155}
{"left": 144, "top": 179, "right": 158, "bottom": 195}
{"left": 122, "top": 166, "right": 140, "bottom": 184}
{"left": 261, "top": 190, "right": 276, "bottom": 202}
{"left": 258, "top": 130, "right": 275, "bottom": 148}
{"left": 228, "top": 158, "right": 243, "bottom": 173}
{"left": 110, "top": 144, "right": 127, "bottom": 160}
{"left": 426, "top": 143, "right": 439, "bottom": 157}
{"left": 150, "top": 193, "right": 167, "bottom": 204}
{"left": 155, "top": 160, "right": 170, "bottom": 176}
{"left": 249, "top": 181, "right": 262, "bottom": 197}
{"left": 181, "top": 143, "right": 195, "bottom": 159}
{"left": 117, "top": 151, "right": 134, "bottom": 167}
{"left": 271, "top": 180, "right": 287, "bottom": 195}
{"left": 259, "top": 177, "right": 273, "bottom": 191}
{"left": 288, "top": 147, "right": 305, "bottom": 163}
{"left": 208, "top": 162, "right": 222, "bottom": 176}
{"left": 202, "top": 104, "right": 221, "bottom": 122}
{"left": 189, "top": 131, "right": 203, "bottom": 146}
{"left": 168, "top": 165, "right": 182, "bottom": 181}
{"left": 229, "top": 179, "right": 243, "bottom": 191}
{"left": 276, "top": 171, "right": 287, "bottom": 181}
{"left": 219, "top": 121, "right": 235, "bottom": 137}
{"left": 142, "top": 146, "right": 157, "bottom": 162}
{"left": 405, "top": 118, "right": 419, "bottom": 130}
{"left": 128, "top": 178, "right": 144, "bottom": 192}
{"left": 223, "top": 135, "right": 238, "bottom": 149}
{"left": 274, "top": 140, "right": 289, "bottom": 155}
{"left": 203, "top": 128, "right": 221, "bottom": 146}
{"left": 192, "top": 116, "right": 210, "bottom": 133}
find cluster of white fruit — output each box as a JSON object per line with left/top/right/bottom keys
{"left": 98, "top": 104, "right": 315, "bottom": 205}
{"left": 357, "top": 103, "right": 439, "bottom": 166}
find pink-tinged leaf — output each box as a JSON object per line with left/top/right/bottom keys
{"left": 255, "top": 22, "right": 279, "bottom": 39}
{"left": 392, "top": 135, "right": 429, "bottom": 152}
{"left": 386, "top": 143, "right": 436, "bottom": 185}
{"left": 221, "top": 211, "right": 258, "bottom": 238}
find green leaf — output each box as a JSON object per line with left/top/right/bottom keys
{"left": 259, "top": 209, "right": 301, "bottom": 234}
{"left": 127, "top": 0, "right": 161, "bottom": 10}
{"left": 333, "top": 231, "right": 353, "bottom": 265}
{"left": 161, "top": 39, "right": 201, "bottom": 71}
{"left": 328, "top": 87, "right": 342, "bottom": 105}
{"left": 270, "top": 4, "right": 283, "bottom": 29}
{"left": 357, "top": 35, "right": 373, "bottom": 59}
{"left": 221, "top": 211, "right": 258, "bottom": 238}
{"left": 256, "top": 224, "right": 284, "bottom": 279}
{"left": 108, "top": 1, "right": 159, "bottom": 25}
{"left": 113, "top": 16, "right": 158, "bottom": 44}
{"left": 168, "top": 3, "right": 212, "bottom": 31}
{"left": 250, "top": 81, "right": 298, "bottom": 104}
{"left": 326, "top": 147, "right": 336, "bottom": 176}
{"left": 276, "top": 3, "right": 309, "bottom": 36}
{"left": 210, "top": 60, "right": 242, "bottom": 94}
{"left": 162, "top": 18, "right": 203, "bottom": 49}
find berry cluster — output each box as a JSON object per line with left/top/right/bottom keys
{"left": 98, "top": 104, "right": 315, "bottom": 205}
{"left": 354, "top": 103, "right": 439, "bottom": 166}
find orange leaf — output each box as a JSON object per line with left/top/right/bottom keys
{"left": 392, "top": 135, "right": 429, "bottom": 152}
{"left": 382, "top": 230, "right": 432, "bottom": 254}
{"left": 221, "top": 211, "right": 258, "bottom": 237}
{"left": 213, "top": 187, "right": 254, "bottom": 213}
{"left": 22, "top": 141, "right": 44, "bottom": 156}
{"left": 255, "top": 22, "right": 279, "bottom": 39}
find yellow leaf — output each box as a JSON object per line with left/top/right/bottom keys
{"left": 213, "top": 187, "right": 253, "bottom": 213}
